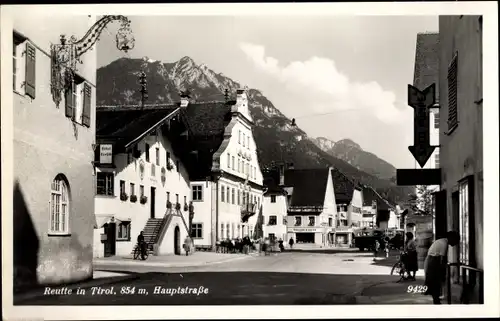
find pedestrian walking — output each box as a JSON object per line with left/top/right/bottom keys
{"left": 404, "top": 232, "right": 418, "bottom": 280}
{"left": 289, "top": 237, "right": 294, "bottom": 249}
{"left": 373, "top": 239, "right": 380, "bottom": 260}
{"left": 183, "top": 236, "right": 192, "bottom": 256}
{"left": 423, "top": 231, "right": 460, "bottom": 304}
{"left": 278, "top": 238, "right": 284, "bottom": 252}
{"left": 137, "top": 231, "right": 146, "bottom": 260}
{"left": 384, "top": 237, "right": 390, "bottom": 258}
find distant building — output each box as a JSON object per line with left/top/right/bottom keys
{"left": 284, "top": 168, "right": 337, "bottom": 246}
{"left": 93, "top": 107, "right": 192, "bottom": 258}
{"left": 361, "top": 204, "right": 377, "bottom": 228}
{"left": 362, "top": 186, "right": 393, "bottom": 229}
{"left": 262, "top": 177, "right": 288, "bottom": 242}
{"left": 331, "top": 169, "right": 364, "bottom": 246}
{"left": 12, "top": 16, "right": 97, "bottom": 288}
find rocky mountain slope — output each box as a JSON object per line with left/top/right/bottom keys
{"left": 96, "top": 56, "right": 411, "bottom": 204}
{"left": 309, "top": 137, "right": 397, "bottom": 180}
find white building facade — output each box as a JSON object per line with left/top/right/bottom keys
{"left": 181, "top": 90, "right": 264, "bottom": 249}
{"left": 335, "top": 188, "right": 364, "bottom": 246}
{"left": 9, "top": 12, "right": 98, "bottom": 287}
{"left": 93, "top": 107, "right": 192, "bottom": 258}
{"left": 262, "top": 189, "right": 288, "bottom": 242}
{"left": 285, "top": 168, "right": 337, "bottom": 246}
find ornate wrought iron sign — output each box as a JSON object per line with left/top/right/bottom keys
{"left": 50, "top": 15, "right": 135, "bottom": 107}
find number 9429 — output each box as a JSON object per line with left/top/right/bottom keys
{"left": 407, "top": 285, "right": 427, "bottom": 293}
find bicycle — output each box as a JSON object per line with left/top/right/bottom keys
{"left": 390, "top": 251, "right": 409, "bottom": 282}
{"left": 133, "top": 242, "right": 149, "bottom": 260}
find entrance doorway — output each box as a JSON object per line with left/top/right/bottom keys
{"left": 434, "top": 190, "right": 447, "bottom": 239}
{"left": 296, "top": 233, "right": 315, "bottom": 243}
{"left": 104, "top": 222, "right": 116, "bottom": 257}
{"left": 150, "top": 187, "right": 156, "bottom": 218}
{"left": 174, "top": 225, "right": 181, "bottom": 255}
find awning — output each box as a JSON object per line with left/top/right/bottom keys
{"left": 94, "top": 215, "right": 131, "bottom": 229}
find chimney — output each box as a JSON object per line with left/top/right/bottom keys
{"left": 278, "top": 164, "right": 285, "bottom": 186}
{"left": 236, "top": 88, "right": 248, "bottom": 105}
{"left": 180, "top": 93, "right": 190, "bottom": 108}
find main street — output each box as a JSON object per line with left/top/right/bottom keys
{"left": 16, "top": 249, "right": 427, "bottom": 305}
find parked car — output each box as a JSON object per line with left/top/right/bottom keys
{"left": 353, "top": 228, "right": 386, "bottom": 251}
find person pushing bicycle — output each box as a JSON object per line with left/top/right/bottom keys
{"left": 137, "top": 231, "right": 147, "bottom": 260}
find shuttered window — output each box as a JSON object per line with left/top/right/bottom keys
{"left": 82, "top": 83, "right": 91, "bottom": 127}
{"left": 447, "top": 53, "right": 458, "bottom": 131}
{"left": 65, "top": 83, "right": 75, "bottom": 120}
{"left": 25, "top": 42, "right": 36, "bottom": 99}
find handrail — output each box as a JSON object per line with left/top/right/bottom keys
{"left": 460, "top": 265, "right": 484, "bottom": 304}
{"left": 446, "top": 262, "right": 484, "bottom": 304}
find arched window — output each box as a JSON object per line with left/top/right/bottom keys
{"left": 50, "top": 175, "right": 70, "bottom": 234}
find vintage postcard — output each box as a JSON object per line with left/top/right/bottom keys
{"left": 1, "top": 2, "right": 498, "bottom": 320}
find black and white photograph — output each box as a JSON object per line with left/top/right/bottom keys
{"left": 1, "top": 2, "right": 498, "bottom": 319}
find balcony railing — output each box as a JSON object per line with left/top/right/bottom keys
{"left": 240, "top": 202, "right": 257, "bottom": 223}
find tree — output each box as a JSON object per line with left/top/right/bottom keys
{"left": 253, "top": 205, "right": 264, "bottom": 239}
{"left": 406, "top": 185, "right": 433, "bottom": 215}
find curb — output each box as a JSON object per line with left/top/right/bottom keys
{"left": 14, "top": 273, "right": 139, "bottom": 304}
{"left": 94, "top": 253, "right": 256, "bottom": 268}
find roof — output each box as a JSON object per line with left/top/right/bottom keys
{"left": 331, "top": 168, "right": 356, "bottom": 204}
{"left": 180, "top": 101, "right": 233, "bottom": 137}
{"left": 413, "top": 33, "right": 440, "bottom": 99}
{"left": 284, "top": 168, "right": 329, "bottom": 207}
{"left": 362, "top": 185, "right": 392, "bottom": 210}
{"left": 178, "top": 101, "right": 234, "bottom": 180}
{"left": 96, "top": 107, "right": 179, "bottom": 150}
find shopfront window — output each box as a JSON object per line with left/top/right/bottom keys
{"left": 459, "top": 180, "right": 470, "bottom": 265}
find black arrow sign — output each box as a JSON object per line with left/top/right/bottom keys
{"left": 407, "top": 83, "right": 437, "bottom": 168}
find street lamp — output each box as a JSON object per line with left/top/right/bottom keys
{"left": 50, "top": 15, "right": 135, "bottom": 107}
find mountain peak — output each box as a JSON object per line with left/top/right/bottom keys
{"left": 336, "top": 138, "right": 361, "bottom": 150}
{"left": 178, "top": 56, "right": 196, "bottom": 65}
{"left": 95, "top": 56, "right": 410, "bottom": 203}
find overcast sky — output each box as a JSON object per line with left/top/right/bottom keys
{"left": 97, "top": 15, "right": 438, "bottom": 168}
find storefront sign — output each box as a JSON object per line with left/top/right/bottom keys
{"left": 288, "top": 206, "right": 324, "bottom": 213}
{"left": 288, "top": 227, "right": 321, "bottom": 233}
{"left": 100, "top": 144, "right": 113, "bottom": 164}
{"left": 336, "top": 226, "right": 354, "bottom": 232}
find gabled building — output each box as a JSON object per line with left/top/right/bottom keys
{"left": 12, "top": 16, "right": 98, "bottom": 289}
{"left": 261, "top": 176, "right": 289, "bottom": 242}
{"left": 93, "top": 106, "right": 193, "bottom": 257}
{"left": 173, "top": 89, "right": 265, "bottom": 249}
{"left": 362, "top": 186, "right": 398, "bottom": 230}
{"left": 284, "top": 168, "right": 337, "bottom": 245}
{"left": 259, "top": 166, "right": 292, "bottom": 242}
{"left": 331, "top": 168, "right": 364, "bottom": 246}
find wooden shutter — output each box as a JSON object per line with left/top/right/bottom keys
{"left": 447, "top": 54, "right": 458, "bottom": 130}
{"left": 25, "top": 42, "right": 36, "bottom": 99}
{"left": 65, "top": 85, "right": 75, "bottom": 120}
{"left": 82, "top": 83, "right": 92, "bottom": 127}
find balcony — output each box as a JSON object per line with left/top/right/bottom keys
{"left": 240, "top": 203, "right": 257, "bottom": 223}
